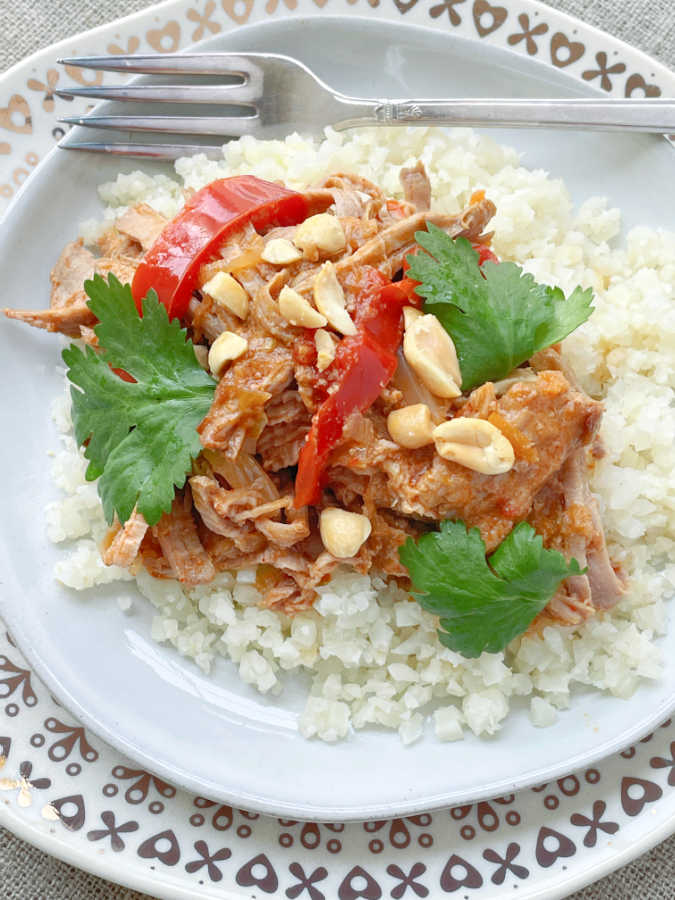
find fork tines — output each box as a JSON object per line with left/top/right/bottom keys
{"left": 57, "top": 53, "right": 270, "bottom": 154}
{"left": 57, "top": 53, "right": 260, "bottom": 76}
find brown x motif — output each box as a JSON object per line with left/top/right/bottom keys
{"left": 507, "top": 13, "right": 549, "bottom": 56}
{"left": 26, "top": 69, "right": 64, "bottom": 113}
{"left": 187, "top": 1, "right": 222, "bottom": 41}
{"left": 582, "top": 51, "right": 627, "bottom": 92}
{"left": 429, "top": 0, "right": 467, "bottom": 27}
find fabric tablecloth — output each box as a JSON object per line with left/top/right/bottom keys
{"left": 1, "top": 1, "right": 674, "bottom": 897}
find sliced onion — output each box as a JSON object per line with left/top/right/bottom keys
{"left": 341, "top": 411, "right": 375, "bottom": 446}
{"left": 391, "top": 347, "right": 447, "bottom": 422}
{"left": 203, "top": 449, "right": 279, "bottom": 500}
{"left": 198, "top": 241, "right": 264, "bottom": 285}
{"left": 225, "top": 243, "right": 263, "bottom": 273}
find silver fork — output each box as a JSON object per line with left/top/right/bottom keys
{"left": 56, "top": 52, "right": 675, "bottom": 160}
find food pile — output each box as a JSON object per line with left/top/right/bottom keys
{"left": 6, "top": 127, "right": 672, "bottom": 741}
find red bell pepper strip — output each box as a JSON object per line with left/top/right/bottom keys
{"left": 473, "top": 243, "right": 499, "bottom": 266}
{"left": 132, "top": 175, "right": 317, "bottom": 321}
{"left": 294, "top": 270, "right": 412, "bottom": 507}
{"left": 405, "top": 240, "right": 497, "bottom": 273}
{"left": 111, "top": 366, "right": 136, "bottom": 383}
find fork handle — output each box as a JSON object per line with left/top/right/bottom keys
{"left": 336, "top": 98, "right": 675, "bottom": 133}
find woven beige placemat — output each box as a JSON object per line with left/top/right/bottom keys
{"left": 1, "top": 1, "right": 674, "bottom": 897}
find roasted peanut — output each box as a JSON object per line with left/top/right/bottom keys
{"left": 260, "top": 238, "right": 302, "bottom": 265}
{"left": 278, "top": 285, "right": 327, "bottom": 328}
{"left": 315, "top": 328, "right": 337, "bottom": 372}
{"left": 387, "top": 404, "right": 435, "bottom": 449}
{"left": 403, "top": 314, "right": 462, "bottom": 399}
{"left": 207, "top": 331, "right": 248, "bottom": 376}
{"left": 294, "top": 213, "right": 346, "bottom": 257}
{"left": 313, "top": 262, "right": 356, "bottom": 336}
{"left": 403, "top": 305, "right": 423, "bottom": 329}
{"left": 432, "top": 417, "right": 515, "bottom": 474}
{"left": 319, "top": 508, "right": 372, "bottom": 559}
{"left": 202, "top": 271, "right": 249, "bottom": 319}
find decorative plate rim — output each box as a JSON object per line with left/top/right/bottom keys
{"left": 2, "top": 788, "right": 675, "bottom": 900}
{"left": 1, "top": 1, "right": 674, "bottom": 898}
{"left": 6, "top": 585, "right": 675, "bottom": 822}
{"left": 2, "top": 0, "right": 675, "bottom": 87}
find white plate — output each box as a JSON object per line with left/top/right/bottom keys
{"left": 2, "top": 3, "right": 675, "bottom": 897}
{"left": 1, "top": 9, "right": 674, "bottom": 824}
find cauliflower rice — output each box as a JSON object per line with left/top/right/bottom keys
{"left": 49, "top": 127, "right": 675, "bottom": 744}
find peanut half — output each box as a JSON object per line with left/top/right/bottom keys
{"left": 387, "top": 404, "right": 435, "bottom": 449}
{"left": 319, "top": 508, "right": 372, "bottom": 559}
{"left": 294, "top": 213, "right": 346, "bottom": 258}
{"left": 315, "top": 328, "right": 337, "bottom": 372}
{"left": 202, "top": 271, "right": 249, "bottom": 320}
{"left": 313, "top": 262, "right": 356, "bottom": 336}
{"left": 207, "top": 331, "right": 248, "bottom": 376}
{"left": 403, "top": 314, "right": 462, "bottom": 399}
{"left": 403, "top": 305, "right": 423, "bottom": 329}
{"left": 278, "top": 285, "right": 327, "bottom": 328}
{"left": 260, "top": 238, "right": 302, "bottom": 265}
{"left": 432, "top": 417, "right": 515, "bottom": 475}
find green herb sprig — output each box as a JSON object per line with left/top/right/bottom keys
{"left": 407, "top": 226, "right": 594, "bottom": 391}
{"left": 63, "top": 274, "right": 215, "bottom": 526}
{"left": 399, "top": 520, "right": 584, "bottom": 658}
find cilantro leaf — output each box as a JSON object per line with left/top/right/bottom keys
{"left": 398, "top": 520, "right": 584, "bottom": 658}
{"left": 62, "top": 274, "right": 215, "bottom": 527}
{"left": 407, "top": 225, "right": 594, "bottom": 391}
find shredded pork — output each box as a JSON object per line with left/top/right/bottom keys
{"left": 4, "top": 165, "right": 623, "bottom": 628}
{"left": 102, "top": 509, "right": 149, "bottom": 569}
{"left": 400, "top": 161, "right": 432, "bottom": 210}
{"left": 152, "top": 487, "right": 216, "bottom": 585}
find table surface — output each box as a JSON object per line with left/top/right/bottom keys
{"left": 2, "top": 1, "right": 674, "bottom": 897}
